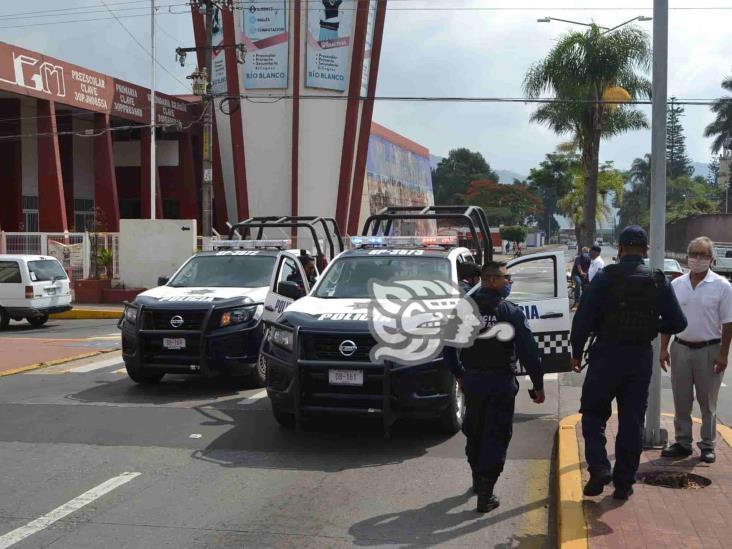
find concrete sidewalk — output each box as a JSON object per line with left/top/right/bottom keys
{"left": 559, "top": 414, "right": 732, "bottom": 548}
{"left": 0, "top": 338, "right": 118, "bottom": 376}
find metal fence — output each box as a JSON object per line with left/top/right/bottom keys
{"left": 0, "top": 232, "right": 120, "bottom": 281}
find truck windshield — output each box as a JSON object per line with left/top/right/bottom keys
{"left": 28, "top": 260, "right": 68, "bottom": 281}
{"left": 314, "top": 256, "right": 452, "bottom": 298}
{"left": 168, "top": 255, "right": 276, "bottom": 288}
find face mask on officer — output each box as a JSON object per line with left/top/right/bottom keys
{"left": 501, "top": 284, "right": 512, "bottom": 299}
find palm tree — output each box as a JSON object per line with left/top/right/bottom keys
{"left": 703, "top": 76, "right": 732, "bottom": 153}
{"left": 629, "top": 153, "right": 651, "bottom": 209}
{"left": 523, "top": 25, "right": 652, "bottom": 246}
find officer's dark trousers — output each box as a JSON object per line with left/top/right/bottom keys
{"left": 462, "top": 370, "right": 519, "bottom": 479}
{"left": 580, "top": 343, "right": 653, "bottom": 488}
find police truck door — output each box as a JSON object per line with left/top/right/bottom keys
{"left": 507, "top": 251, "right": 571, "bottom": 373}
{"left": 262, "top": 252, "right": 310, "bottom": 323}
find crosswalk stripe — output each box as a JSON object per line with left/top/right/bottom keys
{"left": 66, "top": 356, "right": 123, "bottom": 373}
{"left": 237, "top": 390, "right": 268, "bottom": 405}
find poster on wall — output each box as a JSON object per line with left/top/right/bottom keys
{"left": 240, "top": 0, "right": 288, "bottom": 89}
{"left": 210, "top": 6, "right": 227, "bottom": 95}
{"left": 306, "top": 0, "right": 355, "bottom": 92}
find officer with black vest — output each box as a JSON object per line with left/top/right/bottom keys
{"left": 444, "top": 261, "right": 545, "bottom": 513}
{"left": 571, "top": 225, "right": 687, "bottom": 500}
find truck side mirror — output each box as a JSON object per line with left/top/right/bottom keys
{"left": 158, "top": 276, "right": 170, "bottom": 286}
{"left": 277, "top": 281, "right": 303, "bottom": 300}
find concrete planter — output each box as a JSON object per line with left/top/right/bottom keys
{"left": 72, "top": 279, "right": 112, "bottom": 304}
{"left": 101, "top": 288, "right": 144, "bottom": 304}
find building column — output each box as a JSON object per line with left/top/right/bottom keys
{"left": 179, "top": 133, "right": 199, "bottom": 222}
{"left": 94, "top": 114, "right": 120, "bottom": 231}
{"left": 140, "top": 127, "right": 163, "bottom": 219}
{"left": 37, "top": 99, "right": 68, "bottom": 232}
{"left": 56, "top": 111, "right": 74, "bottom": 228}
{"left": 0, "top": 99, "right": 22, "bottom": 231}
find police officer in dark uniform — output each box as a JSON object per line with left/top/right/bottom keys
{"left": 457, "top": 262, "right": 481, "bottom": 294}
{"left": 287, "top": 251, "right": 317, "bottom": 298}
{"left": 444, "top": 261, "right": 545, "bottom": 513}
{"left": 571, "top": 225, "right": 687, "bottom": 500}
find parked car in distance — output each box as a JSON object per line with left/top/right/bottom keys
{"left": 643, "top": 258, "right": 683, "bottom": 282}
{"left": 567, "top": 241, "right": 577, "bottom": 250}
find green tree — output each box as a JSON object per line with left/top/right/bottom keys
{"left": 464, "top": 179, "right": 542, "bottom": 226}
{"left": 526, "top": 153, "right": 575, "bottom": 240}
{"left": 666, "top": 97, "right": 693, "bottom": 178}
{"left": 432, "top": 148, "right": 498, "bottom": 205}
{"left": 707, "top": 157, "right": 720, "bottom": 186}
{"left": 499, "top": 225, "right": 528, "bottom": 245}
{"left": 523, "top": 25, "right": 651, "bottom": 246}
{"left": 703, "top": 75, "right": 732, "bottom": 154}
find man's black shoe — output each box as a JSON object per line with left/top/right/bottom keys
{"left": 476, "top": 494, "right": 500, "bottom": 513}
{"left": 613, "top": 486, "right": 634, "bottom": 500}
{"left": 583, "top": 473, "right": 612, "bottom": 496}
{"left": 660, "top": 443, "right": 692, "bottom": 458}
{"left": 700, "top": 449, "right": 716, "bottom": 463}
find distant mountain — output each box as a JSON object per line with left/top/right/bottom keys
{"left": 496, "top": 169, "right": 527, "bottom": 184}
{"left": 692, "top": 161, "right": 710, "bottom": 179}
{"left": 429, "top": 154, "right": 443, "bottom": 171}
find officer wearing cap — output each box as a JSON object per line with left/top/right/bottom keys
{"left": 444, "top": 261, "right": 545, "bottom": 513}
{"left": 458, "top": 262, "right": 481, "bottom": 294}
{"left": 571, "top": 225, "right": 687, "bottom": 500}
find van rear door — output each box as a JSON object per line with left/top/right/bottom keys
{"left": 26, "top": 258, "right": 71, "bottom": 307}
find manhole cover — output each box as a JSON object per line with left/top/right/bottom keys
{"left": 637, "top": 471, "right": 711, "bottom": 489}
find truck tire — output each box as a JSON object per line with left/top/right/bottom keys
{"left": 440, "top": 377, "right": 465, "bottom": 435}
{"left": 254, "top": 354, "right": 268, "bottom": 387}
{"left": 27, "top": 314, "right": 49, "bottom": 328}
{"left": 125, "top": 362, "right": 165, "bottom": 384}
{"left": 272, "top": 406, "right": 295, "bottom": 429}
{"left": 0, "top": 308, "right": 9, "bottom": 330}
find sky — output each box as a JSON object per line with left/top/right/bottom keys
{"left": 2, "top": 0, "right": 730, "bottom": 179}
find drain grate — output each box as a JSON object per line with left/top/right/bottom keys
{"left": 637, "top": 471, "right": 711, "bottom": 489}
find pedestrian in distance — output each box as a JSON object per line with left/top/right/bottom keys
{"left": 505, "top": 242, "right": 510, "bottom": 255}
{"left": 587, "top": 245, "right": 605, "bottom": 283}
{"left": 571, "top": 225, "right": 687, "bottom": 500}
{"left": 444, "top": 261, "right": 545, "bottom": 513}
{"left": 660, "top": 237, "right": 732, "bottom": 463}
{"left": 570, "top": 246, "right": 591, "bottom": 308}
{"left": 457, "top": 261, "right": 481, "bottom": 294}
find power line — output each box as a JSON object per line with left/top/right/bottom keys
{"left": 0, "top": 10, "right": 187, "bottom": 30}
{"left": 0, "top": 1, "right": 185, "bottom": 20}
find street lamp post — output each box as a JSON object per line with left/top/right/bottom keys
{"left": 537, "top": 15, "right": 651, "bottom": 33}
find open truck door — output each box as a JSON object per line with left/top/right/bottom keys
{"left": 262, "top": 251, "right": 315, "bottom": 324}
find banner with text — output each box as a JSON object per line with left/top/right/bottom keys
{"left": 240, "top": 0, "right": 288, "bottom": 89}
{"left": 306, "top": 0, "right": 355, "bottom": 92}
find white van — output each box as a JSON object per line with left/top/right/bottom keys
{"left": 0, "top": 255, "right": 72, "bottom": 329}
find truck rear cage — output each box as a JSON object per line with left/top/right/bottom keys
{"left": 361, "top": 205, "right": 493, "bottom": 264}
{"left": 227, "top": 216, "right": 344, "bottom": 265}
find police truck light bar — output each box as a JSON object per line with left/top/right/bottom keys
{"left": 207, "top": 239, "right": 291, "bottom": 250}
{"left": 349, "top": 236, "right": 457, "bottom": 248}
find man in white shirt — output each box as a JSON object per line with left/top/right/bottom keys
{"left": 587, "top": 245, "right": 605, "bottom": 282}
{"left": 660, "top": 236, "right": 732, "bottom": 463}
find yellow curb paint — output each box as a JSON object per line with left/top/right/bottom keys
{"left": 557, "top": 413, "right": 588, "bottom": 549}
{"left": 662, "top": 412, "right": 732, "bottom": 449}
{"left": 0, "top": 349, "right": 117, "bottom": 377}
{"left": 49, "top": 310, "right": 122, "bottom": 320}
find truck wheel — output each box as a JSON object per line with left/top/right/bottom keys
{"left": 125, "top": 362, "right": 165, "bottom": 384}
{"left": 254, "top": 354, "right": 268, "bottom": 387}
{"left": 0, "top": 308, "right": 9, "bottom": 330}
{"left": 440, "top": 377, "right": 465, "bottom": 435}
{"left": 272, "top": 407, "right": 295, "bottom": 429}
{"left": 27, "top": 314, "right": 49, "bottom": 328}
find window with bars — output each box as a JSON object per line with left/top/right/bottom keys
{"left": 22, "top": 195, "right": 39, "bottom": 232}
{"left": 74, "top": 199, "right": 95, "bottom": 231}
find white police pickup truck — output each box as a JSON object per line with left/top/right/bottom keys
{"left": 118, "top": 216, "right": 343, "bottom": 385}
{"left": 261, "top": 206, "right": 571, "bottom": 434}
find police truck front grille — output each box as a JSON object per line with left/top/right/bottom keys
{"left": 144, "top": 310, "right": 208, "bottom": 330}
{"left": 304, "top": 334, "right": 376, "bottom": 361}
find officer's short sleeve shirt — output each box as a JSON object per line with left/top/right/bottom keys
{"left": 671, "top": 269, "right": 732, "bottom": 341}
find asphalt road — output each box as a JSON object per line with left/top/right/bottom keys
{"left": 0, "top": 348, "right": 559, "bottom": 548}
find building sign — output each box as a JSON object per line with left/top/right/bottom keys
{"left": 240, "top": 0, "right": 288, "bottom": 89}
{"left": 0, "top": 42, "right": 192, "bottom": 126}
{"left": 306, "top": 0, "right": 355, "bottom": 92}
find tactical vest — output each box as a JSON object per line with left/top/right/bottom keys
{"left": 597, "top": 263, "right": 665, "bottom": 344}
{"left": 460, "top": 293, "right": 516, "bottom": 373}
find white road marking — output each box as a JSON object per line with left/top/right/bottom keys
{"left": 0, "top": 472, "right": 140, "bottom": 549}
{"left": 113, "top": 368, "right": 126, "bottom": 374}
{"left": 189, "top": 434, "right": 202, "bottom": 439}
{"left": 66, "top": 356, "right": 123, "bottom": 373}
{"left": 237, "top": 389, "right": 268, "bottom": 405}
{"left": 520, "top": 373, "right": 558, "bottom": 381}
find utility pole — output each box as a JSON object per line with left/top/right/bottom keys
{"left": 645, "top": 0, "right": 668, "bottom": 448}
{"left": 201, "top": 1, "right": 214, "bottom": 237}
{"left": 150, "top": 0, "right": 156, "bottom": 220}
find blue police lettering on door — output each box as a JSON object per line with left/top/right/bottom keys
{"left": 274, "top": 298, "right": 290, "bottom": 314}
{"left": 518, "top": 304, "right": 540, "bottom": 320}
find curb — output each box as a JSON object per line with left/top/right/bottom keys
{"left": 557, "top": 413, "right": 588, "bottom": 549}
{"left": 50, "top": 309, "right": 123, "bottom": 320}
{"left": 558, "top": 413, "right": 732, "bottom": 549}
{"left": 0, "top": 348, "right": 119, "bottom": 377}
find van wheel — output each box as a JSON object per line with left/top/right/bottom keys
{"left": 0, "top": 308, "right": 9, "bottom": 330}
{"left": 440, "top": 377, "right": 465, "bottom": 435}
{"left": 125, "top": 362, "right": 165, "bottom": 384}
{"left": 27, "top": 314, "right": 49, "bottom": 328}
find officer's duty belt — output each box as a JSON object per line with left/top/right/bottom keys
{"left": 675, "top": 337, "right": 721, "bottom": 350}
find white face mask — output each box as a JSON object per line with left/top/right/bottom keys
{"left": 688, "top": 257, "right": 712, "bottom": 273}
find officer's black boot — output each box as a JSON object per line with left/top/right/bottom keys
{"left": 475, "top": 476, "right": 500, "bottom": 513}
{"left": 471, "top": 471, "right": 478, "bottom": 494}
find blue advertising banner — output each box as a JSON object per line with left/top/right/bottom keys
{"left": 240, "top": 0, "right": 289, "bottom": 89}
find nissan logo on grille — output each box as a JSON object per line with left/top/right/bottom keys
{"left": 170, "top": 315, "right": 184, "bottom": 328}
{"left": 338, "top": 340, "right": 357, "bottom": 357}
